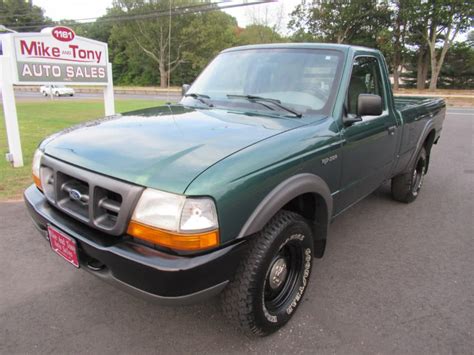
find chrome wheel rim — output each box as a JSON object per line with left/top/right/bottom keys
{"left": 412, "top": 157, "right": 426, "bottom": 196}
{"left": 268, "top": 257, "right": 288, "bottom": 290}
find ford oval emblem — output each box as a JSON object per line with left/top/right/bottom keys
{"left": 69, "top": 189, "right": 82, "bottom": 201}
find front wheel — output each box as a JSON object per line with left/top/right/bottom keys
{"left": 221, "top": 210, "right": 314, "bottom": 336}
{"left": 54, "top": 91, "right": 60, "bottom": 97}
{"left": 391, "top": 147, "right": 427, "bottom": 203}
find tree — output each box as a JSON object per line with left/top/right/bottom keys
{"left": 468, "top": 30, "right": 474, "bottom": 46}
{"left": 86, "top": 0, "right": 237, "bottom": 87}
{"left": 391, "top": 0, "right": 413, "bottom": 90}
{"left": 237, "top": 24, "right": 283, "bottom": 45}
{"left": 288, "top": 0, "right": 391, "bottom": 45}
{"left": 0, "top": 0, "right": 51, "bottom": 32}
{"left": 243, "top": 2, "right": 285, "bottom": 42}
{"left": 69, "top": 8, "right": 130, "bottom": 85}
{"left": 109, "top": 0, "right": 237, "bottom": 88}
{"left": 181, "top": 10, "right": 237, "bottom": 73}
{"left": 111, "top": 0, "right": 193, "bottom": 88}
{"left": 414, "top": 0, "right": 473, "bottom": 90}
{"left": 437, "top": 42, "right": 474, "bottom": 89}
{"left": 406, "top": 25, "right": 430, "bottom": 89}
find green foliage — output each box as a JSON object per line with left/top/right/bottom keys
{"left": 90, "top": 1, "right": 238, "bottom": 87}
{"left": 181, "top": 10, "right": 238, "bottom": 75}
{"left": 437, "top": 42, "right": 474, "bottom": 89}
{"left": 237, "top": 24, "right": 283, "bottom": 45}
{"left": 289, "top": 0, "right": 391, "bottom": 46}
{"left": 413, "top": 0, "right": 473, "bottom": 89}
{"left": 400, "top": 41, "right": 474, "bottom": 89}
{"left": 0, "top": 0, "right": 52, "bottom": 32}
{"left": 5, "top": 0, "right": 468, "bottom": 88}
{"left": 289, "top": 0, "right": 473, "bottom": 89}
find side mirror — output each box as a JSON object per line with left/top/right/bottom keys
{"left": 357, "top": 94, "right": 383, "bottom": 117}
{"left": 343, "top": 94, "right": 382, "bottom": 126}
{"left": 181, "top": 84, "right": 191, "bottom": 96}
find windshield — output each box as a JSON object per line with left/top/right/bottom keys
{"left": 183, "top": 48, "right": 343, "bottom": 116}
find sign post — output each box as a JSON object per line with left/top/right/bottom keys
{"left": 1, "top": 27, "right": 114, "bottom": 168}
{"left": 0, "top": 36, "right": 24, "bottom": 167}
{"left": 104, "top": 63, "right": 115, "bottom": 116}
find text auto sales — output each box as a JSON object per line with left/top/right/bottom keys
{"left": 19, "top": 40, "right": 106, "bottom": 80}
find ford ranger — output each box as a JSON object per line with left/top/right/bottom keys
{"left": 25, "top": 44, "right": 445, "bottom": 336}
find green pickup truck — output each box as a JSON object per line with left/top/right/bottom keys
{"left": 25, "top": 43, "right": 445, "bottom": 336}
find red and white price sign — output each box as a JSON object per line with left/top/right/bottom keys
{"left": 11, "top": 26, "right": 109, "bottom": 84}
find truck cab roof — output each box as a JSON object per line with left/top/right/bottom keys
{"left": 222, "top": 42, "right": 382, "bottom": 55}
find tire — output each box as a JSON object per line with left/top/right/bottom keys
{"left": 221, "top": 210, "right": 314, "bottom": 336}
{"left": 54, "top": 91, "right": 60, "bottom": 97}
{"left": 42, "top": 91, "right": 47, "bottom": 97}
{"left": 391, "top": 147, "right": 427, "bottom": 203}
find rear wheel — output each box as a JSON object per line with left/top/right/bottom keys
{"left": 220, "top": 210, "right": 314, "bottom": 336}
{"left": 54, "top": 91, "right": 60, "bottom": 97}
{"left": 391, "top": 147, "right": 427, "bottom": 203}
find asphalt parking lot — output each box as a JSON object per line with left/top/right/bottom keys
{"left": 1, "top": 108, "right": 473, "bottom": 354}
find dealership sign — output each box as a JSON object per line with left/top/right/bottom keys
{"left": 12, "top": 27, "right": 109, "bottom": 84}
{"left": 1, "top": 27, "right": 115, "bottom": 168}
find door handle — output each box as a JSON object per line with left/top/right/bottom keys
{"left": 387, "top": 125, "right": 397, "bottom": 135}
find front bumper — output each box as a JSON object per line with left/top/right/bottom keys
{"left": 24, "top": 185, "right": 246, "bottom": 304}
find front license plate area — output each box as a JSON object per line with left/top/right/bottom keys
{"left": 48, "top": 225, "right": 80, "bottom": 268}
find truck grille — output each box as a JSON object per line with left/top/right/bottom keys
{"left": 39, "top": 155, "right": 144, "bottom": 236}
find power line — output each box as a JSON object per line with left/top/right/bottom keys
{"left": 1, "top": 0, "right": 274, "bottom": 29}
{"left": 0, "top": 0, "right": 229, "bottom": 21}
{"left": 3, "top": 1, "right": 269, "bottom": 29}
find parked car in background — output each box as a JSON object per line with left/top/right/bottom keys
{"left": 40, "top": 85, "right": 75, "bottom": 97}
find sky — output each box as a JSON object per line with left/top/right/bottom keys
{"left": 33, "top": 0, "right": 302, "bottom": 34}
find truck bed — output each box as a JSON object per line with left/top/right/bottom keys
{"left": 392, "top": 95, "right": 446, "bottom": 176}
{"left": 394, "top": 96, "right": 445, "bottom": 115}
{"left": 394, "top": 95, "right": 445, "bottom": 124}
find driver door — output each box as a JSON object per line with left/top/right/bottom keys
{"left": 335, "top": 55, "right": 399, "bottom": 213}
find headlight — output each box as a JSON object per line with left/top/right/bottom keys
{"left": 32, "top": 149, "right": 43, "bottom": 189}
{"left": 131, "top": 189, "right": 186, "bottom": 231}
{"left": 180, "top": 198, "right": 218, "bottom": 232}
{"left": 127, "top": 188, "right": 219, "bottom": 251}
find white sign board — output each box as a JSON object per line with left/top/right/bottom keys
{"left": 0, "top": 27, "right": 115, "bottom": 168}
{"left": 12, "top": 27, "right": 109, "bottom": 84}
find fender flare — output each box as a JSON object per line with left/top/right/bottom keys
{"left": 237, "top": 173, "right": 333, "bottom": 256}
{"left": 408, "top": 119, "right": 436, "bottom": 170}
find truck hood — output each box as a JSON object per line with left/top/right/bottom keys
{"left": 42, "top": 105, "right": 307, "bottom": 193}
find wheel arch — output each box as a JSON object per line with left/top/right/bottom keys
{"left": 407, "top": 119, "right": 436, "bottom": 173}
{"left": 423, "top": 129, "right": 436, "bottom": 173}
{"left": 237, "top": 173, "right": 333, "bottom": 258}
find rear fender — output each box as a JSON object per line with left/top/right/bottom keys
{"left": 408, "top": 119, "right": 435, "bottom": 171}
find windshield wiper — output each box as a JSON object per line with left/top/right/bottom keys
{"left": 227, "top": 94, "right": 302, "bottom": 118}
{"left": 184, "top": 93, "right": 213, "bottom": 107}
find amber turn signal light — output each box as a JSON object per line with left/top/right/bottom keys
{"left": 33, "top": 174, "right": 42, "bottom": 190}
{"left": 127, "top": 220, "right": 219, "bottom": 251}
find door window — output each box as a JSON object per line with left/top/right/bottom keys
{"left": 347, "top": 57, "right": 386, "bottom": 115}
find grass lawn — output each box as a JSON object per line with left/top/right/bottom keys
{"left": 0, "top": 99, "right": 163, "bottom": 200}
